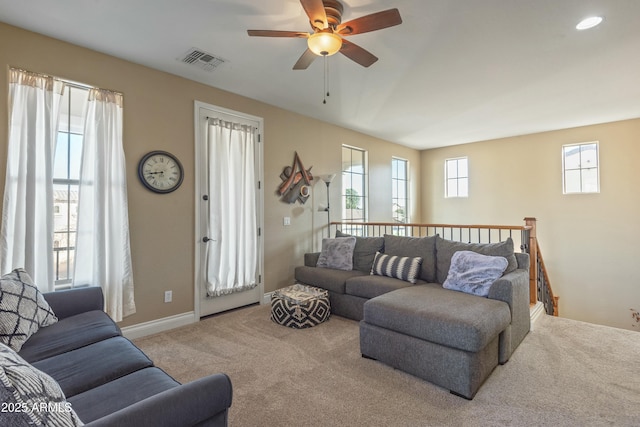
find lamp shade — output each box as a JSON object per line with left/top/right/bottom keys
{"left": 321, "top": 173, "right": 336, "bottom": 184}
{"left": 307, "top": 32, "right": 342, "bottom": 56}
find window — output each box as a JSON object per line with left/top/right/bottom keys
{"left": 53, "top": 85, "right": 88, "bottom": 287}
{"left": 391, "top": 158, "right": 408, "bottom": 223}
{"left": 562, "top": 142, "right": 599, "bottom": 194}
{"left": 341, "top": 146, "right": 367, "bottom": 227}
{"left": 445, "top": 157, "right": 468, "bottom": 198}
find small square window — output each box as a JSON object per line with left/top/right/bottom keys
{"left": 562, "top": 142, "right": 599, "bottom": 194}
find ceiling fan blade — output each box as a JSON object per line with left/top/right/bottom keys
{"left": 300, "top": 0, "right": 328, "bottom": 30}
{"left": 337, "top": 9, "right": 402, "bottom": 35}
{"left": 293, "top": 49, "right": 317, "bottom": 70}
{"left": 340, "top": 39, "right": 378, "bottom": 67}
{"left": 247, "top": 30, "right": 309, "bottom": 38}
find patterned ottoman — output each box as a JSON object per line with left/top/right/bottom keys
{"left": 271, "top": 284, "right": 330, "bottom": 329}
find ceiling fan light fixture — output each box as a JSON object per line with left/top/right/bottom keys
{"left": 307, "top": 32, "right": 342, "bottom": 56}
{"left": 576, "top": 16, "right": 603, "bottom": 30}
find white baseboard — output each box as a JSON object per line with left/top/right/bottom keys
{"left": 121, "top": 311, "right": 196, "bottom": 340}
{"left": 530, "top": 301, "right": 545, "bottom": 331}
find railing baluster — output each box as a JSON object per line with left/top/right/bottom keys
{"left": 331, "top": 218, "right": 555, "bottom": 315}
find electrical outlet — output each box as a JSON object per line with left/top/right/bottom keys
{"left": 164, "top": 290, "right": 172, "bottom": 303}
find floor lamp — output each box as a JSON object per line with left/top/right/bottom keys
{"left": 320, "top": 174, "right": 336, "bottom": 238}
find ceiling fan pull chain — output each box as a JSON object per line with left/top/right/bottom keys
{"left": 326, "top": 55, "right": 330, "bottom": 99}
{"left": 323, "top": 55, "right": 327, "bottom": 104}
{"left": 323, "top": 54, "right": 330, "bottom": 104}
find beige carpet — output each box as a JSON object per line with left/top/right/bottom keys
{"left": 134, "top": 304, "right": 640, "bottom": 427}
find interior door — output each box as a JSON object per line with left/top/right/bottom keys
{"left": 195, "top": 101, "right": 264, "bottom": 318}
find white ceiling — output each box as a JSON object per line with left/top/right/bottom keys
{"left": 1, "top": 0, "right": 639, "bottom": 150}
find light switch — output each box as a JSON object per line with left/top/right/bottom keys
{"left": 283, "top": 216, "right": 291, "bottom": 226}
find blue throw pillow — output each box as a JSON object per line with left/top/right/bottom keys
{"left": 443, "top": 251, "right": 508, "bottom": 297}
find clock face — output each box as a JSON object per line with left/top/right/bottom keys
{"left": 138, "top": 151, "right": 184, "bottom": 193}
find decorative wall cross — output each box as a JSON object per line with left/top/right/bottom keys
{"left": 277, "top": 151, "right": 313, "bottom": 204}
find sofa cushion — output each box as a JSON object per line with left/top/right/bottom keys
{"left": 18, "top": 310, "right": 120, "bottom": 363}
{"left": 336, "top": 230, "right": 385, "bottom": 273}
{"left": 443, "top": 251, "right": 509, "bottom": 297}
{"left": 32, "top": 336, "right": 154, "bottom": 398}
{"left": 294, "top": 266, "right": 367, "bottom": 294}
{"left": 68, "top": 367, "right": 180, "bottom": 423}
{"left": 316, "top": 237, "right": 356, "bottom": 271}
{"left": 435, "top": 236, "right": 518, "bottom": 284}
{"left": 383, "top": 235, "right": 437, "bottom": 283}
{"left": 370, "top": 252, "right": 423, "bottom": 284}
{"left": 345, "top": 274, "right": 417, "bottom": 300}
{"left": 0, "top": 268, "right": 58, "bottom": 351}
{"left": 363, "top": 285, "right": 511, "bottom": 353}
{"left": 0, "top": 343, "right": 84, "bottom": 426}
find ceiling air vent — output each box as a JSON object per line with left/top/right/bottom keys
{"left": 179, "top": 48, "right": 227, "bottom": 72}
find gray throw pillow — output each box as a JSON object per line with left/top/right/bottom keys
{"left": 316, "top": 237, "right": 357, "bottom": 271}
{"left": 443, "top": 251, "right": 508, "bottom": 297}
{"left": 0, "top": 269, "right": 58, "bottom": 352}
{"left": 383, "top": 234, "right": 437, "bottom": 283}
{"left": 335, "top": 230, "right": 384, "bottom": 273}
{"left": 435, "top": 236, "right": 518, "bottom": 284}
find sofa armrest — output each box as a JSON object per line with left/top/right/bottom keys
{"left": 43, "top": 287, "right": 104, "bottom": 320}
{"left": 304, "top": 252, "right": 320, "bottom": 267}
{"left": 515, "top": 252, "right": 529, "bottom": 270}
{"left": 488, "top": 265, "right": 531, "bottom": 362}
{"left": 84, "top": 373, "right": 233, "bottom": 427}
{"left": 487, "top": 268, "right": 529, "bottom": 318}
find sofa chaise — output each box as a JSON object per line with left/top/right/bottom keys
{"left": 295, "top": 233, "right": 530, "bottom": 399}
{"left": 1, "top": 275, "right": 232, "bottom": 427}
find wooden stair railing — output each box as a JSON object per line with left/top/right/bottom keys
{"left": 330, "top": 217, "right": 558, "bottom": 315}
{"left": 524, "top": 218, "right": 558, "bottom": 316}
{"left": 535, "top": 240, "right": 559, "bottom": 316}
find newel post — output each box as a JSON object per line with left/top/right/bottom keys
{"left": 524, "top": 217, "right": 538, "bottom": 305}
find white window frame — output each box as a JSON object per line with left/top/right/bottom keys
{"left": 53, "top": 84, "right": 89, "bottom": 288}
{"left": 562, "top": 141, "right": 600, "bottom": 194}
{"left": 391, "top": 157, "right": 409, "bottom": 223}
{"left": 341, "top": 145, "right": 368, "bottom": 227}
{"left": 445, "top": 157, "right": 469, "bottom": 198}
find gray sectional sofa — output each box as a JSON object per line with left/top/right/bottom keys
{"left": 294, "top": 233, "right": 530, "bottom": 399}
{"left": 7, "top": 286, "right": 232, "bottom": 426}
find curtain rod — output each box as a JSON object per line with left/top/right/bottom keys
{"left": 9, "top": 66, "right": 123, "bottom": 96}
{"left": 206, "top": 116, "right": 258, "bottom": 130}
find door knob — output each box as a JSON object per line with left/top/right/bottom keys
{"left": 202, "top": 236, "right": 212, "bottom": 243}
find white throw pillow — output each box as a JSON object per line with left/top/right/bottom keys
{"left": 0, "top": 269, "right": 58, "bottom": 351}
{"left": 0, "top": 343, "right": 84, "bottom": 426}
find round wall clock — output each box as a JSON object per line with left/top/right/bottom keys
{"left": 138, "top": 150, "right": 184, "bottom": 194}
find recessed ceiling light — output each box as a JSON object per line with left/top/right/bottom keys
{"left": 576, "top": 16, "right": 603, "bottom": 30}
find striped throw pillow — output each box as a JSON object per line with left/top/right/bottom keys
{"left": 370, "top": 252, "right": 423, "bottom": 284}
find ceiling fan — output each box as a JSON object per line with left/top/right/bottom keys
{"left": 247, "top": 0, "right": 402, "bottom": 70}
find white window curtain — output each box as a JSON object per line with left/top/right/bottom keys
{"left": 205, "top": 118, "right": 258, "bottom": 297}
{"left": 73, "top": 89, "right": 135, "bottom": 321}
{"left": 1, "top": 69, "right": 65, "bottom": 291}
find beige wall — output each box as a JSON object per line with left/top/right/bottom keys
{"left": 421, "top": 118, "right": 640, "bottom": 331}
{"left": 0, "top": 23, "right": 421, "bottom": 327}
